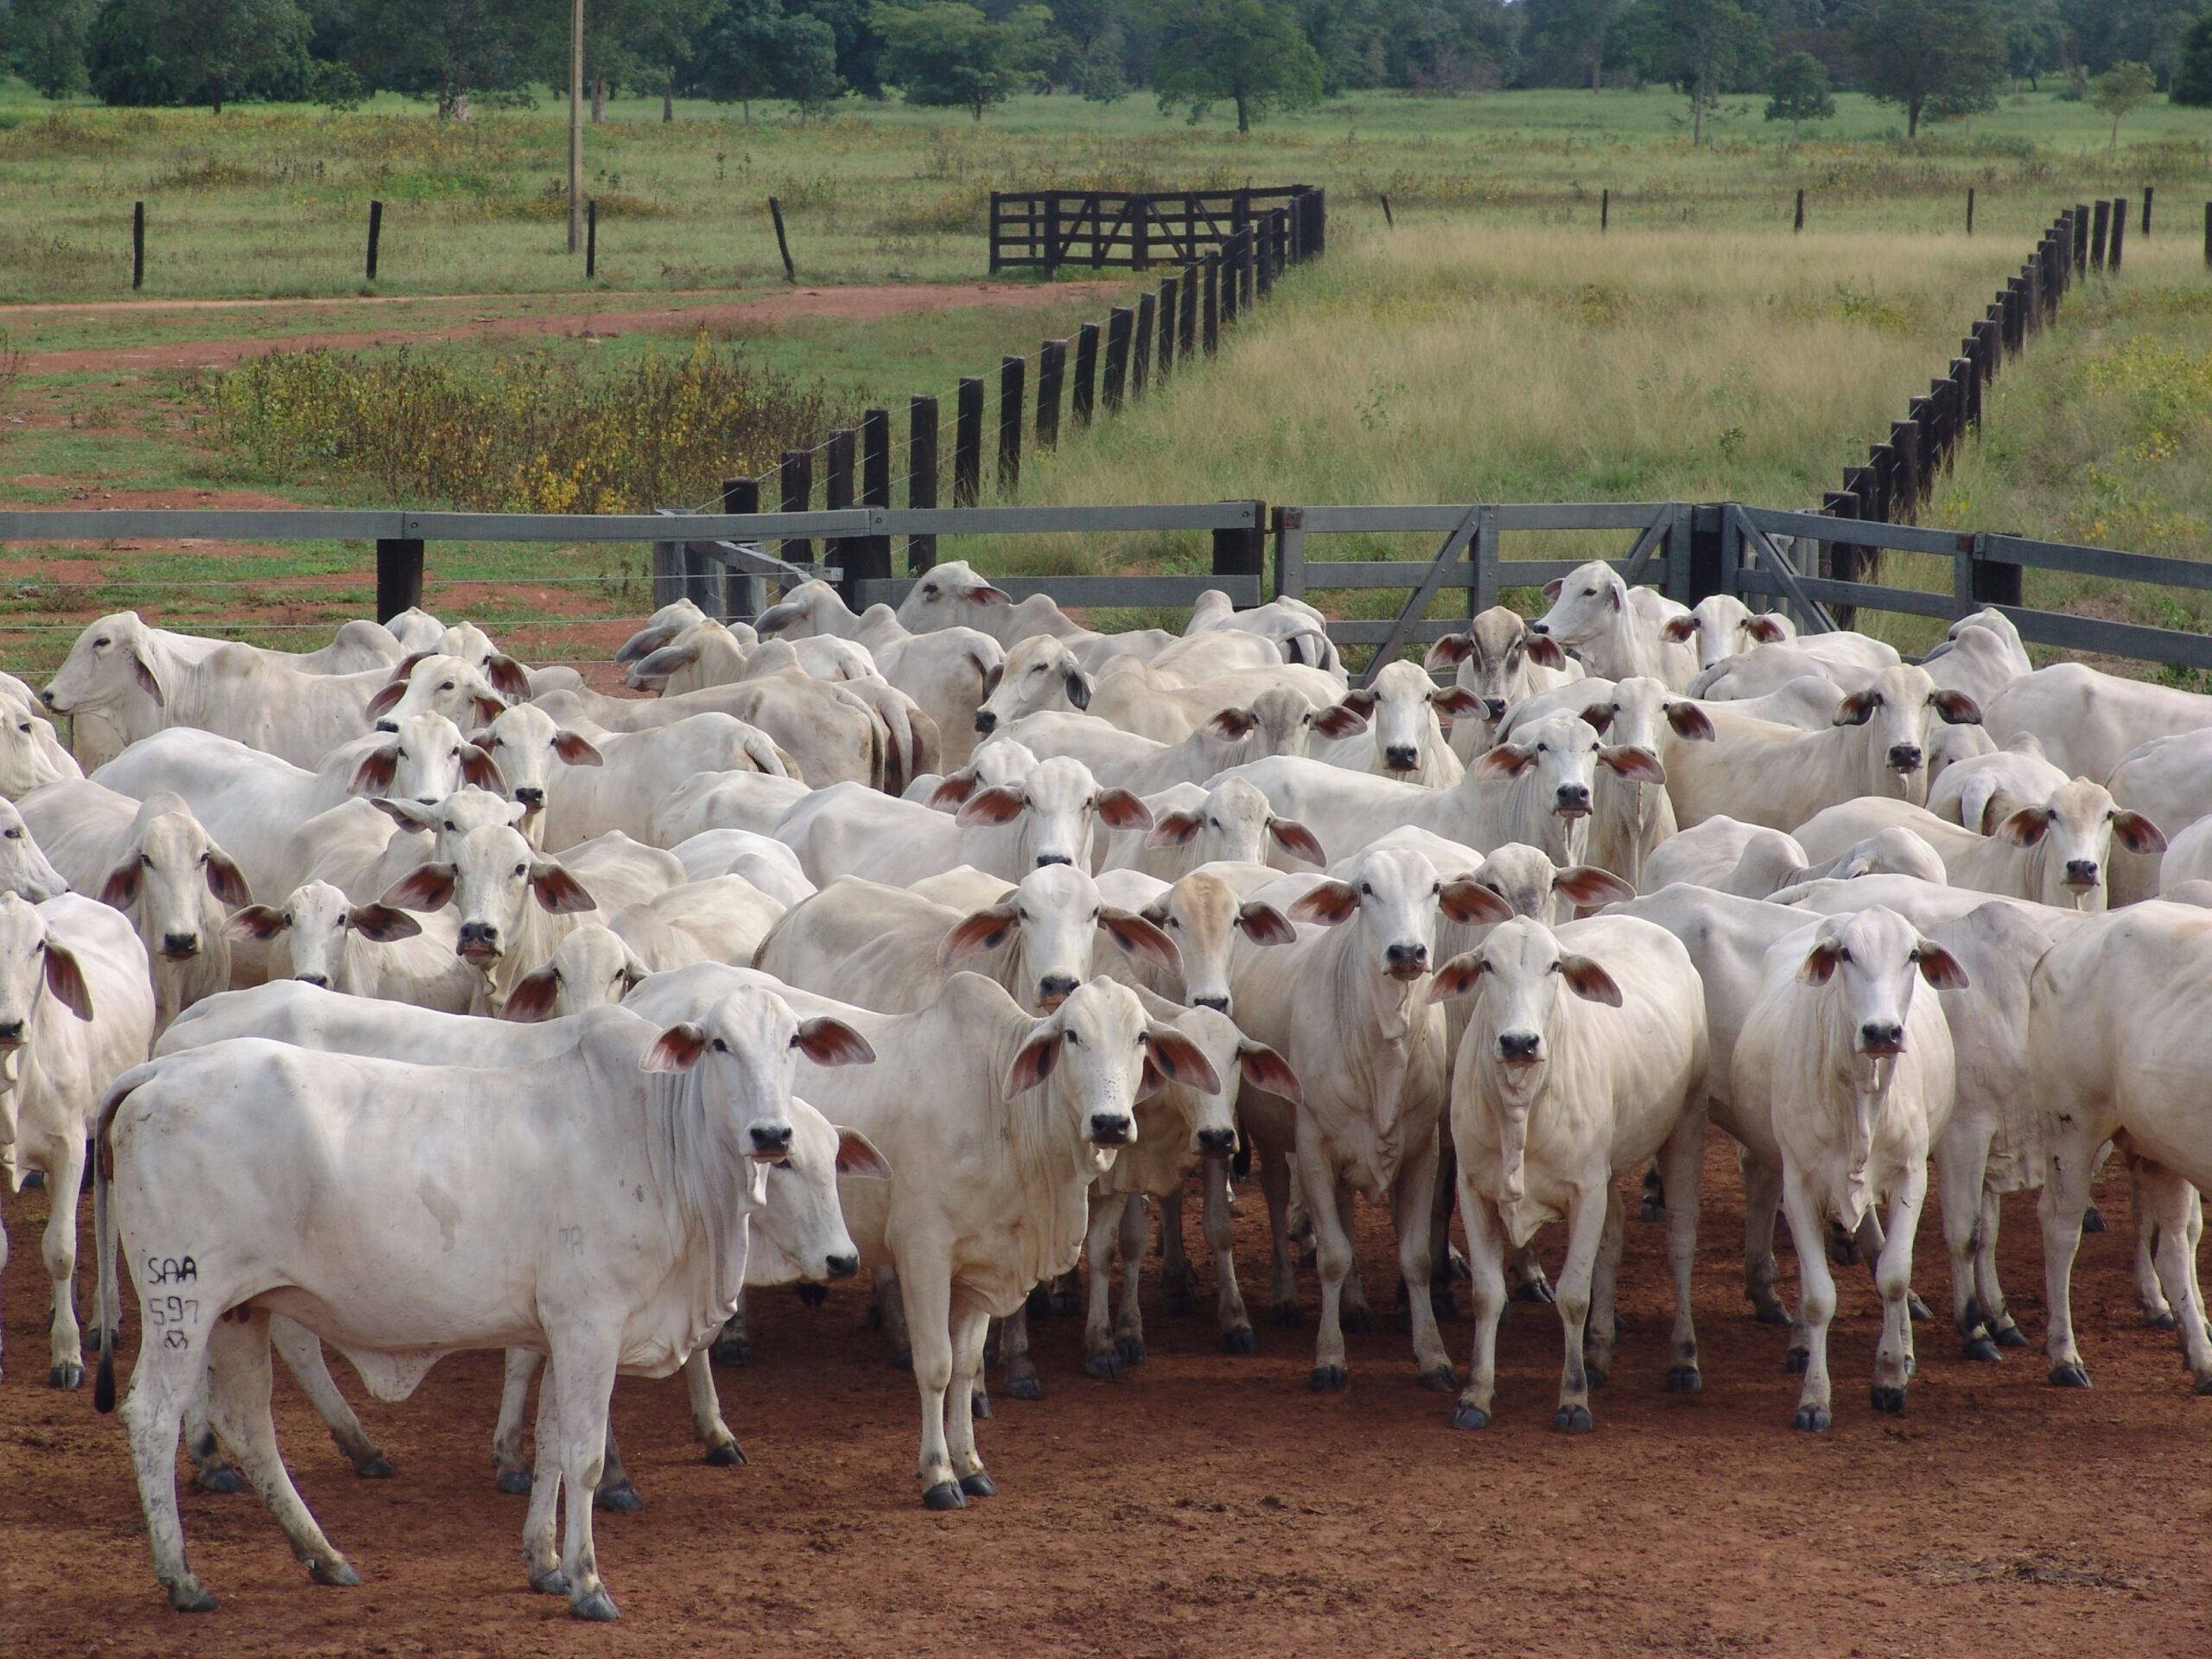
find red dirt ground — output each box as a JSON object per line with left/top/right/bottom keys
{"left": 3, "top": 1142, "right": 2205, "bottom": 1659}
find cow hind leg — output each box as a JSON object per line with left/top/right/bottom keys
{"left": 1973, "top": 1186, "right": 2026, "bottom": 1347}
{"left": 1203, "top": 1157, "right": 1255, "bottom": 1353}
{"left": 1583, "top": 1186, "right": 1627, "bottom": 1385}
{"left": 1332, "top": 1179, "right": 1373, "bottom": 1334}
{"left": 1932, "top": 1139, "right": 1998, "bottom": 1361}
{"left": 40, "top": 1136, "right": 86, "bottom": 1388}
{"left": 1257, "top": 1143, "right": 1300, "bottom": 1326}
{"left": 183, "top": 1370, "right": 247, "bottom": 1494}
{"left": 1157, "top": 1185, "right": 1197, "bottom": 1315}
{"left": 946, "top": 1298, "right": 995, "bottom": 1497}
{"left": 2133, "top": 1168, "right": 2177, "bottom": 1329}
{"left": 1739, "top": 1148, "right": 1791, "bottom": 1325}
{"left": 1114, "top": 1192, "right": 1148, "bottom": 1364}
{"left": 2139, "top": 1166, "right": 2212, "bottom": 1391}
{"left": 493, "top": 1349, "right": 541, "bottom": 1493}
{"left": 545, "top": 1344, "right": 621, "bottom": 1619}
{"left": 997, "top": 1304, "right": 1043, "bottom": 1401}
{"left": 1391, "top": 1140, "right": 1455, "bottom": 1390}
{"left": 684, "top": 1348, "right": 746, "bottom": 1465}
{"left": 118, "top": 1325, "right": 216, "bottom": 1611}
{"left": 2039, "top": 1128, "right": 2100, "bottom": 1388}
{"left": 1657, "top": 1115, "right": 1705, "bottom": 1394}
{"left": 870, "top": 1265, "right": 912, "bottom": 1368}
{"left": 270, "top": 1317, "right": 391, "bottom": 1478}
{"left": 711, "top": 1292, "right": 751, "bottom": 1366}
{"left": 203, "top": 1311, "right": 359, "bottom": 1589}
{"left": 1083, "top": 1196, "right": 1127, "bottom": 1380}
{"left": 594, "top": 1423, "right": 643, "bottom": 1511}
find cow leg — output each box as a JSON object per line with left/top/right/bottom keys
{"left": 493, "top": 1349, "right": 541, "bottom": 1493}
{"left": 1426, "top": 1131, "right": 1459, "bottom": 1320}
{"left": 1391, "top": 1135, "right": 1456, "bottom": 1390}
{"left": 2133, "top": 1168, "right": 2177, "bottom": 1328}
{"left": 1204, "top": 1156, "right": 1255, "bottom": 1353}
{"left": 1781, "top": 1169, "right": 1837, "bottom": 1431}
{"left": 1449, "top": 1179, "right": 1508, "bottom": 1428}
{"left": 269, "top": 1317, "right": 391, "bottom": 1478}
{"left": 118, "top": 1314, "right": 217, "bottom": 1610}
{"left": 1584, "top": 1186, "right": 1626, "bottom": 1385}
{"left": 871, "top": 1265, "right": 912, "bottom": 1368}
{"left": 544, "top": 1340, "right": 621, "bottom": 1619}
{"left": 1296, "top": 1136, "right": 1356, "bottom": 1390}
{"left": 1658, "top": 1115, "right": 1705, "bottom": 1394}
{"left": 521, "top": 1371, "right": 566, "bottom": 1593}
{"left": 1739, "top": 1147, "right": 1791, "bottom": 1326}
{"left": 1257, "top": 1141, "right": 1300, "bottom": 1326}
{"left": 1115, "top": 1192, "right": 1148, "bottom": 1364}
{"left": 683, "top": 1348, "right": 746, "bottom": 1465}
{"left": 711, "top": 1292, "right": 751, "bottom": 1366}
{"left": 1932, "top": 1134, "right": 1999, "bottom": 1360}
{"left": 183, "top": 1370, "right": 246, "bottom": 1494}
{"left": 594, "top": 1423, "right": 643, "bottom": 1512}
{"left": 205, "top": 1310, "right": 358, "bottom": 1589}
{"left": 1547, "top": 1183, "right": 1609, "bottom": 1432}
{"left": 1083, "top": 1195, "right": 1128, "bottom": 1380}
{"left": 1333, "top": 1179, "right": 1374, "bottom": 1334}
{"left": 40, "top": 1135, "right": 85, "bottom": 1388}
{"left": 945, "top": 1295, "right": 995, "bottom": 1497}
{"left": 2040, "top": 1128, "right": 2100, "bottom": 1388}
{"left": 1157, "top": 1184, "right": 1198, "bottom": 1315}
{"left": 1850, "top": 1205, "right": 1929, "bottom": 1321}
{"left": 1509, "top": 1241, "right": 1554, "bottom": 1304}
{"left": 2140, "top": 1166, "right": 2212, "bottom": 1391}
{"left": 901, "top": 1259, "right": 964, "bottom": 1509}
{"left": 1973, "top": 1186, "right": 2025, "bottom": 1347}
{"left": 1871, "top": 1164, "right": 1928, "bottom": 1413}
{"left": 997, "top": 1303, "right": 1043, "bottom": 1401}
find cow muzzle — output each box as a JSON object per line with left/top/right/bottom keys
{"left": 823, "top": 1251, "right": 859, "bottom": 1281}
{"left": 749, "top": 1123, "right": 795, "bottom": 1158}
{"left": 1192, "top": 994, "right": 1230, "bottom": 1014}
{"left": 2063, "top": 860, "right": 2100, "bottom": 891}
{"left": 1885, "top": 744, "right": 1923, "bottom": 772}
{"left": 1384, "top": 942, "right": 1428, "bottom": 981}
{"left": 294, "top": 973, "right": 329, "bottom": 990}
{"left": 1497, "top": 1030, "right": 1541, "bottom": 1065}
{"left": 513, "top": 788, "right": 545, "bottom": 810}
{"left": 1036, "top": 975, "right": 1078, "bottom": 1010}
{"left": 160, "top": 932, "right": 201, "bottom": 961}
{"left": 1196, "top": 1126, "right": 1236, "bottom": 1156}
{"left": 455, "top": 922, "right": 501, "bottom": 963}
{"left": 973, "top": 710, "right": 998, "bottom": 734}
{"left": 0, "top": 1019, "right": 25, "bottom": 1048}
{"left": 1554, "top": 784, "right": 1592, "bottom": 817}
{"left": 1857, "top": 1021, "right": 1905, "bottom": 1058}
{"left": 1385, "top": 745, "right": 1420, "bottom": 772}
{"left": 1033, "top": 853, "right": 1072, "bottom": 868}
{"left": 1089, "top": 1112, "right": 1134, "bottom": 1147}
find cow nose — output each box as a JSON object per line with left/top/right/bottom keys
{"left": 1859, "top": 1021, "right": 1905, "bottom": 1054}
{"left": 1037, "top": 975, "right": 1078, "bottom": 1007}
{"left": 1034, "top": 853, "right": 1071, "bottom": 868}
{"left": 1384, "top": 942, "right": 1427, "bottom": 978}
{"left": 1529, "top": 621, "right": 1550, "bottom": 636}
{"left": 973, "top": 709, "right": 997, "bottom": 734}
{"left": 750, "top": 1123, "right": 795, "bottom": 1154}
{"left": 37, "top": 689, "right": 54, "bottom": 709}
{"left": 295, "top": 974, "right": 329, "bottom": 989}
{"left": 1196, "top": 1127, "right": 1236, "bottom": 1154}
{"left": 1554, "top": 783, "right": 1591, "bottom": 814}
{"left": 162, "top": 932, "right": 200, "bottom": 957}
{"left": 1886, "top": 744, "right": 1923, "bottom": 771}
{"left": 823, "top": 1252, "right": 859, "bottom": 1281}
{"left": 1484, "top": 697, "right": 1507, "bottom": 721}
{"left": 458, "top": 922, "right": 498, "bottom": 948}
{"left": 1498, "top": 1031, "right": 1541, "bottom": 1062}
{"left": 0, "top": 1019, "right": 23, "bottom": 1044}
{"left": 1192, "top": 994, "right": 1230, "bottom": 1014}
{"left": 513, "top": 787, "right": 545, "bottom": 808}
{"left": 2063, "top": 859, "right": 2100, "bottom": 888}
{"left": 1385, "top": 745, "right": 1420, "bottom": 772}
{"left": 374, "top": 720, "right": 398, "bottom": 734}
{"left": 1089, "top": 1113, "right": 1133, "bottom": 1146}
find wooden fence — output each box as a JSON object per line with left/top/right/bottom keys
{"left": 988, "top": 187, "right": 1325, "bottom": 275}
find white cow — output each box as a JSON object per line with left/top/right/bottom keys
{"left": 1001, "top": 688, "right": 1320, "bottom": 795}
{"left": 2157, "top": 815, "right": 2212, "bottom": 894}
{"left": 0, "top": 696, "right": 81, "bottom": 798}
{"left": 1097, "top": 777, "right": 1328, "bottom": 880}
{"left": 499, "top": 925, "right": 653, "bottom": 1022}
{"left": 1427, "top": 606, "right": 1583, "bottom": 767}
{"left": 226, "top": 881, "right": 475, "bottom": 1011}
{"left": 1084, "top": 658, "right": 1348, "bottom": 745}
{"left": 1660, "top": 594, "right": 1794, "bottom": 668}
{"left": 378, "top": 821, "right": 598, "bottom": 1011}
{"left": 536, "top": 675, "right": 881, "bottom": 791}
{"left": 1308, "top": 661, "right": 1478, "bottom": 787}
{"left": 1926, "top": 732, "right": 2068, "bottom": 833}
{"left": 666, "top": 829, "right": 815, "bottom": 906}
{"left": 895, "top": 559, "right": 1228, "bottom": 676}
{"left": 974, "top": 633, "right": 1319, "bottom": 739}
{"left": 0, "top": 799, "right": 69, "bottom": 903}
{"left": 1688, "top": 645, "right": 1885, "bottom": 702}
{"left": 1732, "top": 908, "right": 1961, "bottom": 1428}
{"left": 625, "top": 619, "right": 874, "bottom": 694}
{"left": 1521, "top": 676, "right": 1714, "bottom": 890}
{"left": 1529, "top": 563, "right": 1697, "bottom": 691}
{"left": 1431, "top": 913, "right": 1708, "bottom": 1432}
{"left": 1985, "top": 661, "right": 2212, "bottom": 782}
{"left": 650, "top": 771, "right": 813, "bottom": 846}
{"left": 2104, "top": 728, "right": 2212, "bottom": 904}
{"left": 1185, "top": 588, "right": 1340, "bottom": 674}
{"left": 1921, "top": 607, "right": 2032, "bottom": 709}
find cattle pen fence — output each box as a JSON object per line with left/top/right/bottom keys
{"left": 5, "top": 496, "right": 2212, "bottom": 690}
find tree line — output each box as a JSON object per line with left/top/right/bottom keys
{"left": 3, "top": 0, "right": 2209, "bottom": 136}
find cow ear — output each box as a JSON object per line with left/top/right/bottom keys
{"left": 1658, "top": 615, "right": 1697, "bottom": 644}
{"left": 203, "top": 850, "right": 253, "bottom": 908}
{"left": 1236, "top": 1039, "right": 1301, "bottom": 1105}
{"left": 1311, "top": 704, "right": 1370, "bottom": 740}
{"left": 1560, "top": 953, "right": 1623, "bottom": 1006}
{"left": 458, "top": 744, "right": 506, "bottom": 791}
{"left": 1599, "top": 745, "right": 1667, "bottom": 786}
{"left": 1525, "top": 634, "right": 1567, "bottom": 670}
{"left": 628, "top": 642, "right": 699, "bottom": 683}
{"left": 2111, "top": 809, "right": 2167, "bottom": 855}
{"left": 226, "top": 905, "right": 289, "bottom": 942}
{"left": 968, "top": 581, "right": 1014, "bottom": 607}
{"left": 1798, "top": 939, "right": 1843, "bottom": 985}
{"left": 1003, "top": 1026, "right": 1061, "bottom": 1095}
{"left": 129, "top": 648, "right": 166, "bottom": 709}
{"left": 1931, "top": 689, "right": 1983, "bottom": 726}
{"left": 1831, "top": 691, "right": 1877, "bottom": 728}
{"left": 379, "top": 863, "right": 456, "bottom": 912}
{"left": 98, "top": 860, "right": 141, "bottom": 910}
{"left": 1431, "top": 686, "right": 1484, "bottom": 721}
{"left": 1236, "top": 901, "right": 1297, "bottom": 946}
{"left": 1541, "top": 578, "right": 1565, "bottom": 601}
{"left": 1913, "top": 941, "right": 1970, "bottom": 991}
{"left": 1064, "top": 668, "right": 1092, "bottom": 711}
{"left": 1606, "top": 584, "right": 1623, "bottom": 611}
{"left": 980, "top": 663, "right": 1004, "bottom": 698}
{"left": 372, "top": 798, "right": 435, "bottom": 831}
{"left": 1579, "top": 702, "right": 1615, "bottom": 735}
{"left": 547, "top": 728, "right": 604, "bottom": 767}
{"left": 387, "top": 650, "right": 433, "bottom": 682}
{"left": 1747, "top": 614, "right": 1790, "bottom": 644}
{"left": 938, "top": 906, "right": 1018, "bottom": 965}
{"left": 485, "top": 653, "right": 531, "bottom": 701}
{"left": 1145, "top": 1025, "right": 1221, "bottom": 1095}
{"left": 1144, "top": 810, "right": 1205, "bottom": 849}
{"left": 348, "top": 745, "right": 400, "bottom": 797}
{"left": 530, "top": 861, "right": 597, "bottom": 915}
{"left": 1204, "top": 706, "right": 1258, "bottom": 740}
{"left": 621, "top": 946, "right": 652, "bottom": 988}
{"left": 1424, "top": 634, "right": 1474, "bottom": 669}
{"left": 1266, "top": 817, "right": 1326, "bottom": 867}
{"left": 1427, "top": 952, "right": 1486, "bottom": 1003}
{"left": 41, "top": 938, "right": 92, "bottom": 1020}
{"left": 1338, "top": 690, "right": 1378, "bottom": 721}
{"left": 955, "top": 785, "right": 1027, "bottom": 828}
{"left": 346, "top": 903, "right": 422, "bottom": 944}
{"left": 614, "top": 621, "right": 683, "bottom": 664}
{"left": 927, "top": 771, "right": 978, "bottom": 810}
{"left": 501, "top": 966, "right": 563, "bottom": 1023}
{"left": 1439, "top": 879, "right": 1515, "bottom": 926}
{"left": 1994, "top": 806, "right": 2051, "bottom": 848}
{"left": 1102, "top": 909, "right": 1181, "bottom": 976}
{"left": 363, "top": 680, "right": 408, "bottom": 721}
{"left": 642, "top": 1021, "right": 709, "bottom": 1071}
{"left": 835, "top": 1128, "right": 893, "bottom": 1180}
{"left": 1472, "top": 743, "right": 1537, "bottom": 780}
{"left": 795, "top": 1016, "right": 874, "bottom": 1067}
{"left": 1665, "top": 701, "right": 1717, "bottom": 741}
{"left": 1554, "top": 866, "right": 1636, "bottom": 909}
{"left": 1096, "top": 788, "right": 1154, "bottom": 832}
{"left": 1287, "top": 879, "right": 1358, "bottom": 926}
{"left": 471, "top": 694, "right": 506, "bottom": 727}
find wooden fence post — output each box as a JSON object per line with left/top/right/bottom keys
{"left": 585, "top": 199, "right": 597, "bottom": 280}
{"left": 1219, "top": 242, "right": 1238, "bottom": 328}
{"left": 1044, "top": 192, "right": 1062, "bottom": 278}
{"left": 1133, "top": 196, "right": 1150, "bottom": 273}
{"left": 908, "top": 395, "right": 938, "bottom": 573}
{"left": 855, "top": 407, "right": 891, "bottom": 593}
{"left": 2091, "top": 199, "right": 2110, "bottom": 270}
{"left": 1179, "top": 264, "right": 1198, "bottom": 356}
{"left": 1821, "top": 490, "right": 1861, "bottom": 629}
{"left": 1965, "top": 187, "right": 1974, "bottom": 236}
{"left": 1103, "top": 308, "right": 1131, "bottom": 412}
{"left": 366, "top": 200, "right": 383, "bottom": 281}
{"left": 1072, "top": 322, "right": 1099, "bottom": 426}
{"left": 1212, "top": 500, "right": 1266, "bottom": 587}
{"left": 997, "top": 356, "right": 1024, "bottom": 496}
{"left": 1036, "top": 339, "right": 1065, "bottom": 449}
{"left": 823, "top": 428, "right": 859, "bottom": 601}
{"left": 953, "top": 378, "right": 983, "bottom": 508}
{"left": 1132, "top": 293, "right": 1155, "bottom": 397}
{"left": 375, "top": 538, "right": 423, "bottom": 623}
{"left": 1891, "top": 419, "right": 1922, "bottom": 521}
{"left": 1794, "top": 188, "right": 1805, "bottom": 232}
{"left": 1601, "top": 188, "right": 1609, "bottom": 232}
{"left": 653, "top": 540, "right": 686, "bottom": 611}
{"left": 1156, "top": 277, "right": 1178, "bottom": 378}
{"left": 1238, "top": 226, "right": 1255, "bottom": 308}
{"left": 721, "top": 476, "right": 762, "bottom": 620}
{"left": 1203, "top": 255, "right": 1220, "bottom": 355}
{"left": 2143, "top": 186, "right": 2154, "bottom": 237}
{"left": 768, "top": 196, "right": 796, "bottom": 283}
{"left": 2075, "top": 203, "right": 2090, "bottom": 271}
{"left": 779, "top": 448, "right": 812, "bottom": 568}
{"left": 132, "top": 200, "right": 144, "bottom": 290}
{"left": 2109, "top": 198, "right": 2126, "bottom": 271}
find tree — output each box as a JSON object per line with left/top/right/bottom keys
{"left": 2173, "top": 10, "right": 2212, "bottom": 105}
{"left": 696, "top": 0, "right": 843, "bottom": 119}
{"left": 1999, "top": 0, "right": 2065, "bottom": 89}
{"left": 7, "top": 0, "right": 93, "bottom": 97}
{"left": 1141, "top": 0, "right": 1324, "bottom": 132}
{"left": 1764, "top": 48, "right": 1833, "bottom": 135}
{"left": 1850, "top": 0, "right": 2006, "bottom": 137}
{"left": 86, "top": 0, "right": 309, "bottom": 110}
{"left": 869, "top": 1, "right": 1052, "bottom": 119}
{"left": 587, "top": 0, "right": 715, "bottom": 121}
{"left": 2092, "top": 59, "right": 2158, "bottom": 152}
{"left": 1649, "top": 0, "right": 1767, "bottom": 147}
{"left": 344, "top": 0, "right": 546, "bottom": 118}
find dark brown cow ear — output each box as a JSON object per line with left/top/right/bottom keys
{"left": 226, "top": 905, "right": 289, "bottom": 943}
{"left": 203, "top": 850, "right": 253, "bottom": 908}
{"left": 380, "top": 863, "right": 457, "bottom": 912}
{"left": 794, "top": 1016, "right": 876, "bottom": 1067}
{"left": 529, "top": 862, "right": 596, "bottom": 915}
{"left": 1560, "top": 954, "right": 1622, "bottom": 1007}
{"left": 349, "top": 746, "right": 401, "bottom": 796}
{"left": 347, "top": 904, "right": 422, "bottom": 944}
{"left": 1003, "top": 1027, "right": 1061, "bottom": 1095}
{"left": 501, "top": 967, "right": 563, "bottom": 1023}
{"left": 98, "top": 860, "right": 141, "bottom": 910}
{"left": 641, "top": 1022, "right": 709, "bottom": 1071}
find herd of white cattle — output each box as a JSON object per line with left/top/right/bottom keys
{"left": 5, "top": 556, "right": 2212, "bottom": 1620}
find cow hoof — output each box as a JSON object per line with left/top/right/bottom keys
{"left": 889, "top": 1349, "right": 912, "bottom": 1371}
{"left": 1163, "top": 1289, "right": 1197, "bottom": 1317}
{"left": 166, "top": 1580, "right": 218, "bottom": 1613}
{"left": 1511, "top": 1279, "right": 1555, "bottom": 1306}
{"left": 1340, "top": 1305, "right": 1375, "bottom": 1335}
{"left": 1084, "top": 1351, "right": 1124, "bottom": 1382}
{"left": 797, "top": 1282, "right": 827, "bottom": 1307}
{"left": 1309, "top": 1364, "right": 1348, "bottom": 1393}
{"left": 196, "top": 1467, "right": 247, "bottom": 1496}
{"left": 1024, "top": 1286, "right": 1053, "bottom": 1319}
{"left": 529, "top": 1567, "right": 569, "bottom": 1596}
{"left": 1637, "top": 1197, "right": 1665, "bottom": 1224}
{"left": 1665, "top": 1366, "right": 1702, "bottom": 1395}
{"left": 1417, "top": 1364, "right": 1459, "bottom": 1394}
{"left": 1221, "top": 1326, "right": 1257, "bottom": 1356}
{"left": 2081, "top": 1205, "right": 2107, "bottom": 1234}
{"left": 959, "top": 1471, "right": 997, "bottom": 1498}
{"left": 2047, "top": 1362, "right": 2092, "bottom": 1389}
{"left": 1963, "top": 1337, "right": 2001, "bottom": 1363}
{"left": 356, "top": 1454, "right": 396, "bottom": 1479}
{"left": 970, "top": 1389, "right": 991, "bottom": 1420}
{"left": 1551, "top": 1404, "right": 1593, "bottom": 1434}
{"left": 704, "top": 1441, "right": 748, "bottom": 1467}
{"left": 1791, "top": 1405, "right": 1831, "bottom": 1433}
{"left": 1448, "top": 1402, "right": 1491, "bottom": 1431}
{"left": 570, "top": 1588, "right": 620, "bottom": 1622}
{"left": 496, "top": 1468, "right": 534, "bottom": 1496}
{"left": 308, "top": 1558, "right": 361, "bottom": 1588}
{"left": 1993, "top": 1324, "right": 2030, "bottom": 1349}
{"left": 48, "top": 1360, "right": 82, "bottom": 1389}
{"left": 921, "top": 1479, "right": 967, "bottom": 1511}
{"left": 1870, "top": 1385, "right": 1906, "bottom": 1414}
{"left": 1116, "top": 1336, "right": 1147, "bottom": 1366}
{"left": 1906, "top": 1292, "right": 1933, "bottom": 1323}
{"left": 594, "top": 1480, "right": 644, "bottom": 1513}
{"left": 1430, "top": 1286, "right": 1459, "bottom": 1322}
{"left": 1752, "top": 1302, "right": 1793, "bottom": 1327}
{"left": 711, "top": 1337, "right": 753, "bottom": 1367}
{"left": 1271, "top": 1301, "right": 1302, "bottom": 1328}
{"left": 1005, "top": 1373, "right": 1045, "bottom": 1402}
{"left": 1827, "top": 1237, "right": 1861, "bottom": 1268}
{"left": 1783, "top": 1348, "right": 1809, "bottom": 1376}
{"left": 2145, "top": 1309, "right": 2179, "bottom": 1332}
{"left": 1050, "top": 1289, "right": 1082, "bottom": 1318}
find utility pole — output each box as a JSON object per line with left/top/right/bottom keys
{"left": 568, "top": 0, "right": 584, "bottom": 255}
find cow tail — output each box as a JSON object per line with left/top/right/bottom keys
{"left": 92, "top": 1063, "right": 153, "bottom": 1414}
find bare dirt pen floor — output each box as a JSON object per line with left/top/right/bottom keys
{"left": 1, "top": 1141, "right": 2207, "bottom": 1657}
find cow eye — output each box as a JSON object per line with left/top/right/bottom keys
{"left": 92, "top": 638, "right": 109, "bottom": 649}
{"left": 439, "top": 681, "right": 454, "bottom": 691}
{"left": 513, "top": 863, "right": 527, "bottom": 876}
{"left": 1432, "top": 883, "right": 1443, "bottom": 896}
{"left": 140, "top": 852, "right": 153, "bottom": 867}
{"left": 16, "top": 721, "right": 28, "bottom": 733}
{"left": 449, "top": 747, "right": 461, "bottom": 759}
{"left": 1836, "top": 948, "right": 1853, "bottom": 963}
{"left": 710, "top": 1038, "right": 728, "bottom": 1053}
{"left": 1359, "top": 882, "right": 1372, "bottom": 896}
{"left": 443, "top": 821, "right": 457, "bottom": 832}
{"left": 1483, "top": 881, "right": 1502, "bottom": 895}
{"left": 1582, "top": 588, "right": 1596, "bottom": 596}
{"left": 1536, "top": 743, "right": 1548, "bottom": 753}
{"left": 2, "top": 828, "right": 15, "bottom": 840}
{"left": 1208, "top": 819, "right": 1220, "bottom": 830}
{"left": 1065, "top": 1029, "right": 1080, "bottom": 1046}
